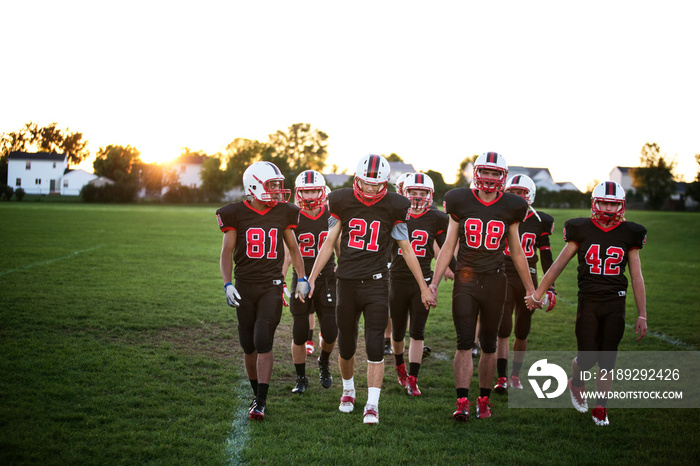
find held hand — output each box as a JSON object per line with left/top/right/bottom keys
{"left": 544, "top": 289, "right": 557, "bottom": 312}
{"left": 224, "top": 283, "right": 241, "bottom": 308}
{"left": 444, "top": 269, "right": 455, "bottom": 281}
{"left": 296, "top": 276, "right": 310, "bottom": 303}
{"left": 635, "top": 316, "right": 647, "bottom": 341}
{"left": 429, "top": 283, "right": 439, "bottom": 296}
{"left": 421, "top": 287, "right": 437, "bottom": 310}
{"left": 282, "top": 283, "right": 291, "bottom": 307}
{"left": 524, "top": 294, "right": 542, "bottom": 311}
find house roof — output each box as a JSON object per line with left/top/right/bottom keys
{"left": 388, "top": 162, "right": 417, "bottom": 173}
{"left": 8, "top": 151, "right": 66, "bottom": 161}
{"left": 508, "top": 166, "right": 553, "bottom": 178}
{"left": 323, "top": 173, "right": 352, "bottom": 187}
{"left": 611, "top": 166, "right": 635, "bottom": 174}
{"left": 172, "top": 155, "right": 206, "bottom": 164}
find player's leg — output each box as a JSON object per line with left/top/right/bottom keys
{"left": 389, "top": 279, "right": 411, "bottom": 387}
{"left": 290, "top": 285, "right": 312, "bottom": 394}
{"left": 406, "top": 282, "right": 430, "bottom": 396}
{"left": 475, "top": 272, "right": 507, "bottom": 419}
{"left": 335, "top": 279, "right": 361, "bottom": 412}
{"left": 495, "top": 280, "right": 516, "bottom": 393}
{"left": 234, "top": 280, "right": 260, "bottom": 406}
{"left": 569, "top": 298, "right": 600, "bottom": 414}
{"left": 362, "top": 279, "right": 389, "bottom": 424}
{"left": 316, "top": 274, "right": 338, "bottom": 388}
{"left": 510, "top": 273, "right": 535, "bottom": 389}
{"left": 591, "top": 298, "right": 626, "bottom": 426}
{"left": 452, "top": 278, "right": 479, "bottom": 421}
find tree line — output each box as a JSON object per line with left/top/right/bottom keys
{"left": 2, "top": 122, "right": 699, "bottom": 209}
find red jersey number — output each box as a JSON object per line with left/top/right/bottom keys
{"left": 584, "top": 244, "right": 625, "bottom": 275}
{"left": 246, "top": 227, "right": 279, "bottom": 259}
{"left": 464, "top": 219, "right": 506, "bottom": 251}
{"left": 504, "top": 232, "right": 537, "bottom": 258}
{"left": 398, "top": 229, "right": 429, "bottom": 257}
{"left": 348, "top": 219, "right": 380, "bottom": 252}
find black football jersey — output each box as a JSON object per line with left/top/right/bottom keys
{"left": 216, "top": 200, "right": 299, "bottom": 283}
{"left": 443, "top": 188, "right": 528, "bottom": 273}
{"left": 563, "top": 218, "right": 647, "bottom": 301}
{"left": 390, "top": 208, "right": 449, "bottom": 281}
{"left": 329, "top": 188, "right": 410, "bottom": 280}
{"left": 296, "top": 205, "right": 336, "bottom": 275}
{"left": 504, "top": 210, "right": 555, "bottom": 277}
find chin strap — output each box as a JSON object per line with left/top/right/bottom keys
{"left": 529, "top": 205, "right": 542, "bottom": 222}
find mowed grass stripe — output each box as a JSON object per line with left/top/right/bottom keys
{"left": 1, "top": 203, "right": 698, "bottom": 465}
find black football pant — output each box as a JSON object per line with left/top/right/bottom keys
{"left": 290, "top": 271, "right": 338, "bottom": 345}
{"left": 336, "top": 278, "right": 388, "bottom": 362}
{"left": 234, "top": 279, "right": 283, "bottom": 354}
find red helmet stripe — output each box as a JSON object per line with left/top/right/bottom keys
{"left": 487, "top": 152, "right": 498, "bottom": 164}
{"left": 367, "top": 155, "right": 380, "bottom": 178}
{"left": 512, "top": 175, "right": 521, "bottom": 184}
{"left": 304, "top": 171, "right": 314, "bottom": 184}
{"left": 415, "top": 173, "right": 424, "bottom": 184}
{"left": 605, "top": 181, "right": 616, "bottom": 196}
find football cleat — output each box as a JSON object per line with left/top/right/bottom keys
{"left": 591, "top": 405, "right": 609, "bottom": 426}
{"left": 568, "top": 378, "right": 588, "bottom": 413}
{"left": 249, "top": 400, "right": 265, "bottom": 420}
{"left": 339, "top": 389, "right": 355, "bottom": 413}
{"left": 509, "top": 375, "right": 523, "bottom": 390}
{"left": 384, "top": 338, "right": 393, "bottom": 356}
{"left": 291, "top": 375, "right": 308, "bottom": 394}
{"left": 453, "top": 397, "right": 472, "bottom": 422}
{"left": 318, "top": 357, "right": 332, "bottom": 388}
{"left": 406, "top": 375, "right": 422, "bottom": 396}
{"left": 476, "top": 396, "right": 493, "bottom": 419}
{"left": 395, "top": 362, "right": 409, "bottom": 387}
{"left": 305, "top": 340, "right": 315, "bottom": 355}
{"left": 494, "top": 377, "right": 508, "bottom": 394}
{"left": 363, "top": 404, "right": 379, "bottom": 424}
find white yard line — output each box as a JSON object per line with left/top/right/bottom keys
{"left": 225, "top": 380, "right": 253, "bottom": 465}
{"left": 0, "top": 245, "right": 105, "bottom": 277}
{"left": 625, "top": 323, "right": 695, "bottom": 350}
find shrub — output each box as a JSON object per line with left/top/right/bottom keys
{"left": 0, "top": 184, "right": 14, "bottom": 201}
{"left": 15, "top": 187, "right": 26, "bottom": 201}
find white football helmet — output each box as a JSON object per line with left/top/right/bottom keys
{"left": 294, "top": 170, "right": 327, "bottom": 210}
{"left": 505, "top": 174, "right": 536, "bottom": 205}
{"left": 354, "top": 154, "right": 390, "bottom": 205}
{"left": 242, "top": 161, "right": 290, "bottom": 207}
{"left": 591, "top": 181, "right": 626, "bottom": 225}
{"left": 403, "top": 172, "right": 434, "bottom": 210}
{"left": 473, "top": 152, "right": 508, "bottom": 193}
{"left": 394, "top": 172, "right": 412, "bottom": 195}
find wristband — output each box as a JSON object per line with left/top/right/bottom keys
{"left": 298, "top": 276, "right": 308, "bottom": 283}
{"left": 224, "top": 282, "right": 232, "bottom": 289}
{"left": 530, "top": 295, "right": 541, "bottom": 304}
{"left": 638, "top": 316, "right": 646, "bottom": 320}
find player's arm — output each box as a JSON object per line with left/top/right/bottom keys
{"left": 507, "top": 222, "right": 536, "bottom": 296}
{"left": 220, "top": 230, "right": 236, "bottom": 285}
{"left": 526, "top": 241, "right": 578, "bottom": 309}
{"left": 396, "top": 237, "right": 436, "bottom": 309}
{"left": 628, "top": 248, "right": 647, "bottom": 340}
{"left": 308, "top": 218, "right": 341, "bottom": 297}
{"left": 433, "top": 241, "right": 455, "bottom": 280}
{"left": 283, "top": 228, "right": 307, "bottom": 303}
{"left": 430, "top": 216, "right": 459, "bottom": 296}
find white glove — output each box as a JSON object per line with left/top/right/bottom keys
{"left": 224, "top": 282, "right": 241, "bottom": 307}
{"left": 282, "top": 283, "right": 291, "bottom": 307}
{"left": 296, "top": 276, "right": 310, "bottom": 300}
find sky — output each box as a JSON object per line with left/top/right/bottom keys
{"left": 2, "top": 0, "right": 699, "bottom": 191}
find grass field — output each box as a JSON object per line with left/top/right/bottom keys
{"left": 1, "top": 203, "right": 699, "bottom": 465}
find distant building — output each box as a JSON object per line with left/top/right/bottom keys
{"left": 507, "top": 166, "right": 581, "bottom": 193}
{"left": 168, "top": 155, "right": 205, "bottom": 188}
{"left": 6, "top": 151, "right": 99, "bottom": 195}
{"left": 323, "top": 173, "right": 351, "bottom": 188}
{"left": 609, "top": 166, "right": 635, "bottom": 193}
{"left": 60, "top": 169, "right": 98, "bottom": 196}
{"left": 387, "top": 162, "right": 417, "bottom": 184}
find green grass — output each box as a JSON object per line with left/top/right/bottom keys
{"left": 1, "top": 204, "right": 698, "bottom": 465}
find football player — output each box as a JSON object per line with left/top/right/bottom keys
{"left": 389, "top": 173, "right": 454, "bottom": 396}
{"left": 286, "top": 170, "right": 339, "bottom": 394}
{"left": 430, "top": 152, "right": 536, "bottom": 422}
{"left": 307, "top": 154, "right": 436, "bottom": 425}
{"left": 526, "top": 181, "right": 647, "bottom": 426}
{"left": 494, "top": 175, "right": 556, "bottom": 394}
{"left": 216, "top": 161, "right": 310, "bottom": 421}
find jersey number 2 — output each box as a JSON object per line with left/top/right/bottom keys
{"left": 585, "top": 244, "right": 624, "bottom": 275}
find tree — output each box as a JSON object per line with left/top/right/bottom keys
{"left": 267, "top": 123, "right": 328, "bottom": 179}
{"left": 685, "top": 153, "right": 700, "bottom": 204}
{"left": 1, "top": 122, "right": 90, "bottom": 183}
{"left": 223, "top": 138, "right": 274, "bottom": 187}
{"left": 93, "top": 145, "right": 141, "bottom": 188}
{"left": 630, "top": 142, "right": 677, "bottom": 210}
{"left": 385, "top": 153, "right": 403, "bottom": 162}
{"left": 199, "top": 155, "right": 227, "bottom": 202}
{"left": 425, "top": 169, "right": 449, "bottom": 205}
{"left": 454, "top": 155, "right": 478, "bottom": 187}
{"left": 140, "top": 162, "right": 167, "bottom": 196}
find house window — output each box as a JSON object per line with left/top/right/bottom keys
{"left": 16, "top": 178, "right": 21, "bottom": 187}
{"left": 35, "top": 178, "right": 41, "bottom": 185}
{"left": 63, "top": 180, "right": 69, "bottom": 188}
{"left": 53, "top": 162, "right": 57, "bottom": 168}
{"left": 26, "top": 161, "right": 31, "bottom": 170}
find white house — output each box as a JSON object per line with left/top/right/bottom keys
{"left": 168, "top": 155, "right": 205, "bottom": 188}
{"left": 388, "top": 162, "right": 417, "bottom": 185}
{"left": 609, "top": 166, "right": 635, "bottom": 193}
{"left": 8, "top": 152, "right": 69, "bottom": 195}
{"left": 60, "top": 169, "right": 98, "bottom": 195}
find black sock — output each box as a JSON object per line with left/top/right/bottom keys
{"left": 457, "top": 388, "right": 469, "bottom": 399}
{"left": 409, "top": 362, "right": 420, "bottom": 377}
{"left": 249, "top": 379, "right": 258, "bottom": 396}
{"left": 256, "top": 383, "right": 269, "bottom": 405}
{"left": 497, "top": 358, "right": 508, "bottom": 378}
{"left": 480, "top": 388, "right": 491, "bottom": 399}
{"left": 395, "top": 353, "right": 404, "bottom": 366}
{"left": 295, "top": 363, "right": 306, "bottom": 378}
{"left": 597, "top": 397, "right": 608, "bottom": 408}
{"left": 572, "top": 377, "right": 585, "bottom": 387}
{"left": 512, "top": 361, "right": 523, "bottom": 377}
{"left": 320, "top": 349, "right": 331, "bottom": 363}
{"left": 308, "top": 329, "right": 314, "bottom": 341}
